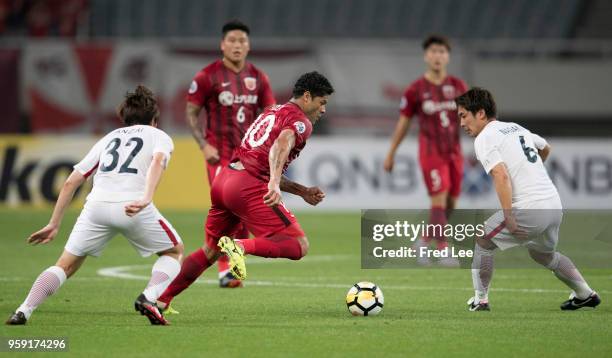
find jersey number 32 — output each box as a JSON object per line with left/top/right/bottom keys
{"left": 100, "top": 137, "right": 144, "bottom": 174}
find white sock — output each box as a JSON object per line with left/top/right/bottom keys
{"left": 471, "top": 244, "right": 495, "bottom": 303}
{"left": 17, "top": 266, "right": 67, "bottom": 319}
{"left": 143, "top": 255, "right": 181, "bottom": 302}
{"left": 546, "top": 252, "right": 593, "bottom": 300}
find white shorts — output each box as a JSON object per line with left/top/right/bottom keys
{"left": 65, "top": 201, "right": 182, "bottom": 258}
{"left": 484, "top": 199, "right": 563, "bottom": 253}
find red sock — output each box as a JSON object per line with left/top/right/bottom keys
{"left": 239, "top": 224, "right": 305, "bottom": 260}
{"left": 429, "top": 206, "right": 449, "bottom": 250}
{"left": 158, "top": 248, "right": 210, "bottom": 305}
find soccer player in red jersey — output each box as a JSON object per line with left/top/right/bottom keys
{"left": 186, "top": 20, "right": 276, "bottom": 287}
{"left": 157, "top": 72, "right": 334, "bottom": 309}
{"left": 384, "top": 35, "right": 468, "bottom": 266}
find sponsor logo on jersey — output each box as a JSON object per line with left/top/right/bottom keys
{"left": 218, "top": 91, "right": 259, "bottom": 106}
{"left": 294, "top": 121, "right": 306, "bottom": 134}
{"left": 422, "top": 100, "right": 457, "bottom": 115}
{"left": 399, "top": 96, "right": 407, "bottom": 110}
{"left": 442, "top": 85, "right": 455, "bottom": 99}
{"left": 189, "top": 80, "right": 198, "bottom": 94}
{"left": 244, "top": 77, "right": 257, "bottom": 91}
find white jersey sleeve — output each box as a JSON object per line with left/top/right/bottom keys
{"left": 474, "top": 130, "right": 503, "bottom": 174}
{"left": 152, "top": 130, "right": 174, "bottom": 168}
{"left": 531, "top": 133, "right": 548, "bottom": 150}
{"left": 74, "top": 135, "right": 108, "bottom": 177}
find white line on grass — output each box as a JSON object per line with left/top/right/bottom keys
{"left": 95, "top": 263, "right": 612, "bottom": 295}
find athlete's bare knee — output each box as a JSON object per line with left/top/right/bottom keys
{"left": 430, "top": 192, "right": 448, "bottom": 208}
{"left": 158, "top": 243, "right": 184, "bottom": 261}
{"left": 528, "top": 249, "right": 554, "bottom": 267}
{"left": 476, "top": 236, "right": 497, "bottom": 251}
{"left": 203, "top": 244, "right": 221, "bottom": 263}
{"left": 297, "top": 236, "right": 309, "bottom": 259}
{"left": 55, "top": 251, "right": 86, "bottom": 278}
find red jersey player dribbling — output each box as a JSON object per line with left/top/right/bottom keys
{"left": 185, "top": 20, "right": 275, "bottom": 287}
{"left": 384, "top": 35, "right": 467, "bottom": 266}
{"left": 157, "top": 72, "right": 334, "bottom": 310}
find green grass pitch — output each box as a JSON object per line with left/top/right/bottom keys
{"left": 1, "top": 208, "right": 610, "bottom": 357}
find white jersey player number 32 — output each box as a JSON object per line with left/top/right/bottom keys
{"left": 100, "top": 137, "right": 144, "bottom": 174}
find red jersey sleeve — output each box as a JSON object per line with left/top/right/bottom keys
{"left": 186, "top": 70, "right": 213, "bottom": 107}
{"left": 399, "top": 83, "right": 418, "bottom": 118}
{"left": 282, "top": 115, "right": 312, "bottom": 147}
{"left": 258, "top": 73, "right": 276, "bottom": 109}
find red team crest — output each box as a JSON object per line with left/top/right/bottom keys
{"left": 244, "top": 77, "right": 257, "bottom": 91}
{"left": 442, "top": 85, "right": 456, "bottom": 99}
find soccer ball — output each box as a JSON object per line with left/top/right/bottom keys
{"left": 346, "top": 282, "right": 384, "bottom": 316}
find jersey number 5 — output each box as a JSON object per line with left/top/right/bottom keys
{"left": 519, "top": 135, "right": 538, "bottom": 163}
{"left": 440, "top": 111, "right": 450, "bottom": 128}
{"left": 100, "top": 137, "right": 144, "bottom": 173}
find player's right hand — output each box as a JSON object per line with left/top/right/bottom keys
{"left": 383, "top": 154, "right": 394, "bottom": 172}
{"left": 27, "top": 224, "right": 59, "bottom": 245}
{"left": 203, "top": 143, "right": 220, "bottom": 164}
{"left": 263, "top": 182, "right": 282, "bottom": 207}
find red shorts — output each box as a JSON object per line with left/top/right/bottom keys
{"left": 206, "top": 159, "right": 229, "bottom": 185}
{"left": 419, "top": 155, "right": 463, "bottom": 198}
{"left": 205, "top": 166, "right": 304, "bottom": 249}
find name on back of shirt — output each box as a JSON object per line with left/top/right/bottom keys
{"left": 113, "top": 127, "right": 144, "bottom": 135}
{"left": 498, "top": 124, "right": 521, "bottom": 135}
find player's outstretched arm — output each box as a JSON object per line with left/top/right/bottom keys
{"left": 280, "top": 176, "right": 325, "bottom": 206}
{"left": 264, "top": 129, "right": 296, "bottom": 207}
{"left": 28, "top": 170, "right": 86, "bottom": 245}
{"left": 384, "top": 114, "right": 411, "bottom": 172}
{"left": 489, "top": 163, "right": 527, "bottom": 238}
{"left": 125, "top": 152, "right": 166, "bottom": 217}
{"left": 186, "top": 102, "right": 219, "bottom": 164}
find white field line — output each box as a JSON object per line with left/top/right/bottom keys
{"left": 94, "top": 262, "right": 612, "bottom": 295}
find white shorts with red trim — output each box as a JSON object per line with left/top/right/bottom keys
{"left": 484, "top": 203, "right": 562, "bottom": 253}
{"left": 65, "top": 201, "right": 182, "bottom": 258}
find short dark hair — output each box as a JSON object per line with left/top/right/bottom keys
{"left": 454, "top": 87, "right": 497, "bottom": 119}
{"left": 222, "top": 20, "right": 250, "bottom": 37}
{"left": 422, "top": 34, "right": 451, "bottom": 51}
{"left": 292, "top": 71, "right": 334, "bottom": 99}
{"left": 118, "top": 85, "right": 159, "bottom": 126}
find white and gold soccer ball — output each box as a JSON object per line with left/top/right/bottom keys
{"left": 346, "top": 282, "right": 384, "bottom": 316}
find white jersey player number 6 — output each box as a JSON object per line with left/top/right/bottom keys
{"left": 243, "top": 114, "right": 275, "bottom": 148}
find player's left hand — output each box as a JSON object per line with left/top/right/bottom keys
{"left": 28, "top": 224, "right": 59, "bottom": 245}
{"left": 504, "top": 214, "right": 529, "bottom": 240}
{"left": 125, "top": 200, "right": 151, "bottom": 217}
{"left": 263, "top": 182, "right": 282, "bottom": 207}
{"left": 302, "top": 186, "right": 325, "bottom": 206}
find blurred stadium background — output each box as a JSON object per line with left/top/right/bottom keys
{"left": 1, "top": 0, "right": 611, "bottom": 211}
